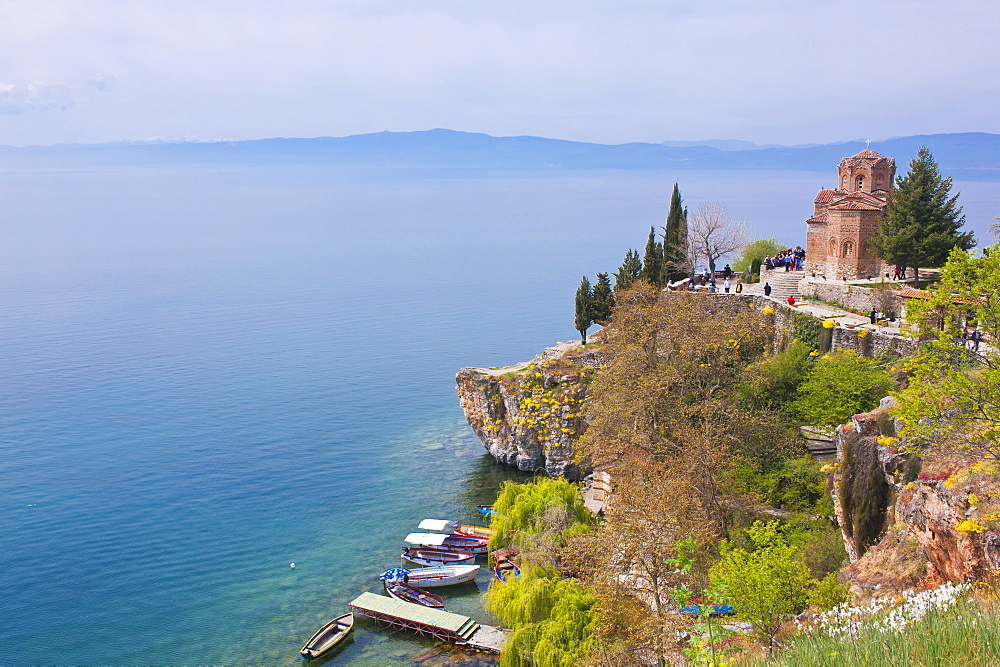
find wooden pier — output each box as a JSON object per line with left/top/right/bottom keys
{"left": 348, "top": 591, "right": 507, "bottom": 653}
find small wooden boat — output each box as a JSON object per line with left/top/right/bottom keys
{"left": 418, "top": 518, "right": 496, "bottom": 539}
{"left": 379, "top": 564, "right": 480, "bottom": 587}
{"left": 385, "top": 581, "right": 445, "bottom": 608}
{"left": 402, "top": 546, "right": 477, "bottom": 567}
{"left": 477, "top": 504, "right": 494, "bottom": 516}
{"left": 405, "top": 531, "right": 488, "bottom": 555}
{"left": 494, "top": 558, "right": 521, "bottom": 582}
{"left": 300, "top": 612, "right": 354, "bottom": 660}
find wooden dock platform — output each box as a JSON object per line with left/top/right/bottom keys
{"left": 348, "top": 591, "right": 507, "bottom": 653}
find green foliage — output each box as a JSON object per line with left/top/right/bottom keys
{"left": 489, "top": 477, "right": 590, "bottom": 553}
{"left": 894, "top": 245, "right": 1000, "bottom": 461}
{"left": 737, "top": 340, "right": 814, "bottom": 414}
{"left": 839, "top": 419, "right": 891, "bottom": 556}
{"left": 733, "top": 237, "right": 787, "bottom": 275}
{"left": 806, "top": 572, "right": 849, "bottom": 611}
{"left": 764, "top": 457, "right": 826, "bottom": 511}
{"left": 574, "top": 275, "right": 593, "bottom": 345}
{"left": 791, "top": 310, "right": 822, "bottom": 351}
{"left": 662, "top": 183, "right": 688, "bottom": 284}
{"left": 591, "top": 272, "right": 615, "bottom": 324}
{"left": 770, "top": 597, "right": 1000, "bottom": 666}
{"left": 488, "top": 566, "right": 597, "bottom": 666}
{"left": 710, "top": 520, "right": 814, "bottom": 643}
{"left": 790, "top": 351, "right": 895, "bottom": 426}
{"left": 870, "top": 145, "right": 975, "bottom": 276}
{"left": 640, "top": 226, "right": 663, "bottom": 284}
{"left": 613, "top": 248, "right": 642, "bottom": 293}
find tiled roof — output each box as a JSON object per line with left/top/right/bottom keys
{"left": 814, "top": 189, "right": 841, "bottom": 204}
{"left": 826, "top": 190, "right": 887, "bottom": 211}
{"left": 806, "top": 213, "right": 828, "bottom": 223}
{"left": 840, "top": 149, "right": 896, "bottom": 168}
{"left": 829, "top": 200, "right": 884, "bottom": 211}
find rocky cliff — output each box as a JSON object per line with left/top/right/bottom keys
{"left": 455, "top": 341, "right": 605, "bottom": 478}
{"left": 830, "top": 398, "right": 1000, "bottom": 588}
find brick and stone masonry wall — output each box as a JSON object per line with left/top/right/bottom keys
{"left": 739, "top": 294, "right": 917, "bottom": 358}
{"left": 799, "top": 279, "right": 901, "bottom": 315}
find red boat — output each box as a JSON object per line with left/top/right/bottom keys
{"left": 402, "top": 546, "right": 477, "bottom": 566}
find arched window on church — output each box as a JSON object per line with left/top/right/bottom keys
{"left": 843, "top": 241, "right": 854, "bottom": 257}
{"left": 829, "top": 238, "right": 837, "bottom": 257}
{"left": 857, "top": 175, "right": 864, "bottom": 191}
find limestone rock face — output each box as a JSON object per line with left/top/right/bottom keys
{"left": 895, "top": 479, "right": 1000, "bottom": 585}
{"left": 833, "top": 396, "right": 1000, "bottom": 586}
{"left": 455, "top": 341, "right": 599, "bottom": 479}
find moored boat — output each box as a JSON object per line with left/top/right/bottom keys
{"left": 402, "top": 546, "right": 477, "bottom": 567}
{"left": 494, "top": 558, "right": 521, "bottom": 582}
{"left": 384, "top": 581, "right": 445, "bottom": 608}
{"left": 477, "top": 504, "right": 494, "bottom": 516}
{"left": 300, "top": 612, "right": 354, "bottom": 660}
{"left": 379, "top": 565, "right": 480, "bottom": 587}
{"left": 418, "top": 518, "right": 496, "bottom": 539}
{"left": 405, "top": 531, "right": 488, "bottom": 554}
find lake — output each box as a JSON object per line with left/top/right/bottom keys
{"left": 0, "top": 165, "right": 996, "bottom": 664}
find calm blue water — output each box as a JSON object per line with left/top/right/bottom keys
{"left": 1, "top": 166, "right": 996, "bottom": 664}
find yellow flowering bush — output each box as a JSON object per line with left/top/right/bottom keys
{"left": 956, "top": 519, "right": 988, "bottom": 533}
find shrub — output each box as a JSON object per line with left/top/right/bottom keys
{"left": 807, "top": 572, "right": 849, "bottom": 611}
{"left": 790, "top": 351, "right": 895, "bottom": 426}
{"left": 710, "top": 521, "right": 814, "bottom": 644}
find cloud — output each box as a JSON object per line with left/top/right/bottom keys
{"left": 0, "top": 79, "right": 112, "bottom": 115}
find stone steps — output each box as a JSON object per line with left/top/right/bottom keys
{"left": 742, "top": 270, "right": 805, "bottom": 300}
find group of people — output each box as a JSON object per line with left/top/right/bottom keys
{"left": 682, "top": 275, "right": 743, "bottom": 294}
{"left": 764, "top": 247, "right": 806, "bottom": 272}
{"left": 963, "top": 328, "right": 984, "bottom": 352}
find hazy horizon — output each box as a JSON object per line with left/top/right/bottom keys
{"left": 1, "top": 2, "right": 997, "bottom": 147}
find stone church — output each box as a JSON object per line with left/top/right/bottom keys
{"left": 805, "top": 149, "right": 896, "bottom": 280}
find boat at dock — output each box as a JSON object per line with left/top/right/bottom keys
{"left": 402, "top": 546, "right": 477, "bottom": 567}
{"left": 385, "top": 581, "right": 445, "bottom": 608}
{"left": 379, "top": 565, "right": 480, "bottom": 587}
{"left": 404, "top": 531, "right": 488, "bottom": 554}
{"left": 418, "top": 518, "right": 496, "bottom": 540}
{"left": 493, "top": 558, "right": 521, "bottom": 582}
{"left": 299, "top": 612, "right": 354, "bottom": 660}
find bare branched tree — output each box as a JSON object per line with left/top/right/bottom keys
{"left": 688, "top": 203, "right": 750, "bottom": 276}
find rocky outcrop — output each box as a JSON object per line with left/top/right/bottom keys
{"left": 455, "top": 341, "right": 598, "bottom": 478}
{"left": 832, "top": 397, "right": 1000, "bottom": 586}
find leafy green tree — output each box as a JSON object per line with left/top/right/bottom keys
{"left": 640, "top": 227, "right": 662, "bottom": 284}
{"left": 661, "top": 183, "right": 689, "bottom": 284}
{"left": 790, "top": 350, "right": 895, "bottom": 426}
{"left": 710, "top": 520, "right": 813, "bottom": 645}
{"left": 736, "top": 339, "right": 814, "bottom": 414}
{"left": 574, "top": 275, "right": 594, "bottom": 345}
{"left": 591, "top": 272, "right": 615, "bottom": 324}
{"left": 894, "top": 245, "right": 1000, "bottom": 460}
{"left": 870, "top": 145, "right": 975, "bottom": 281}
{"left": 732, "top": 237, "right": 787, "bottom": 276}
{"left": 613, "top": 248, "right": 642, "bottom": 293}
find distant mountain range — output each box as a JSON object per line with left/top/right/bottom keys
{"left": 2, "top": 129, "right": 998, "bottom": 179}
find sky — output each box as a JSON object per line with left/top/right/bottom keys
{"left": 1, "top": 0, "right": 998, "bottom": 147}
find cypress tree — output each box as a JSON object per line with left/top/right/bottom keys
{"left": 640, "top": 227, "right": 662, "bottom": 284}
{"left": 870, "top": 145, "right": 975, "bottom": 281}
{"left": 591, "top": 272, "right": 615, "bottom": 324}
{"left": 613, "top": 248, "right": 642, "bottom": 293}
{"left": 661, "top": 183, "right": 688, "bottom": 283}
{"left": 574, "top": 276, "right": 594, "bottom": 345}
